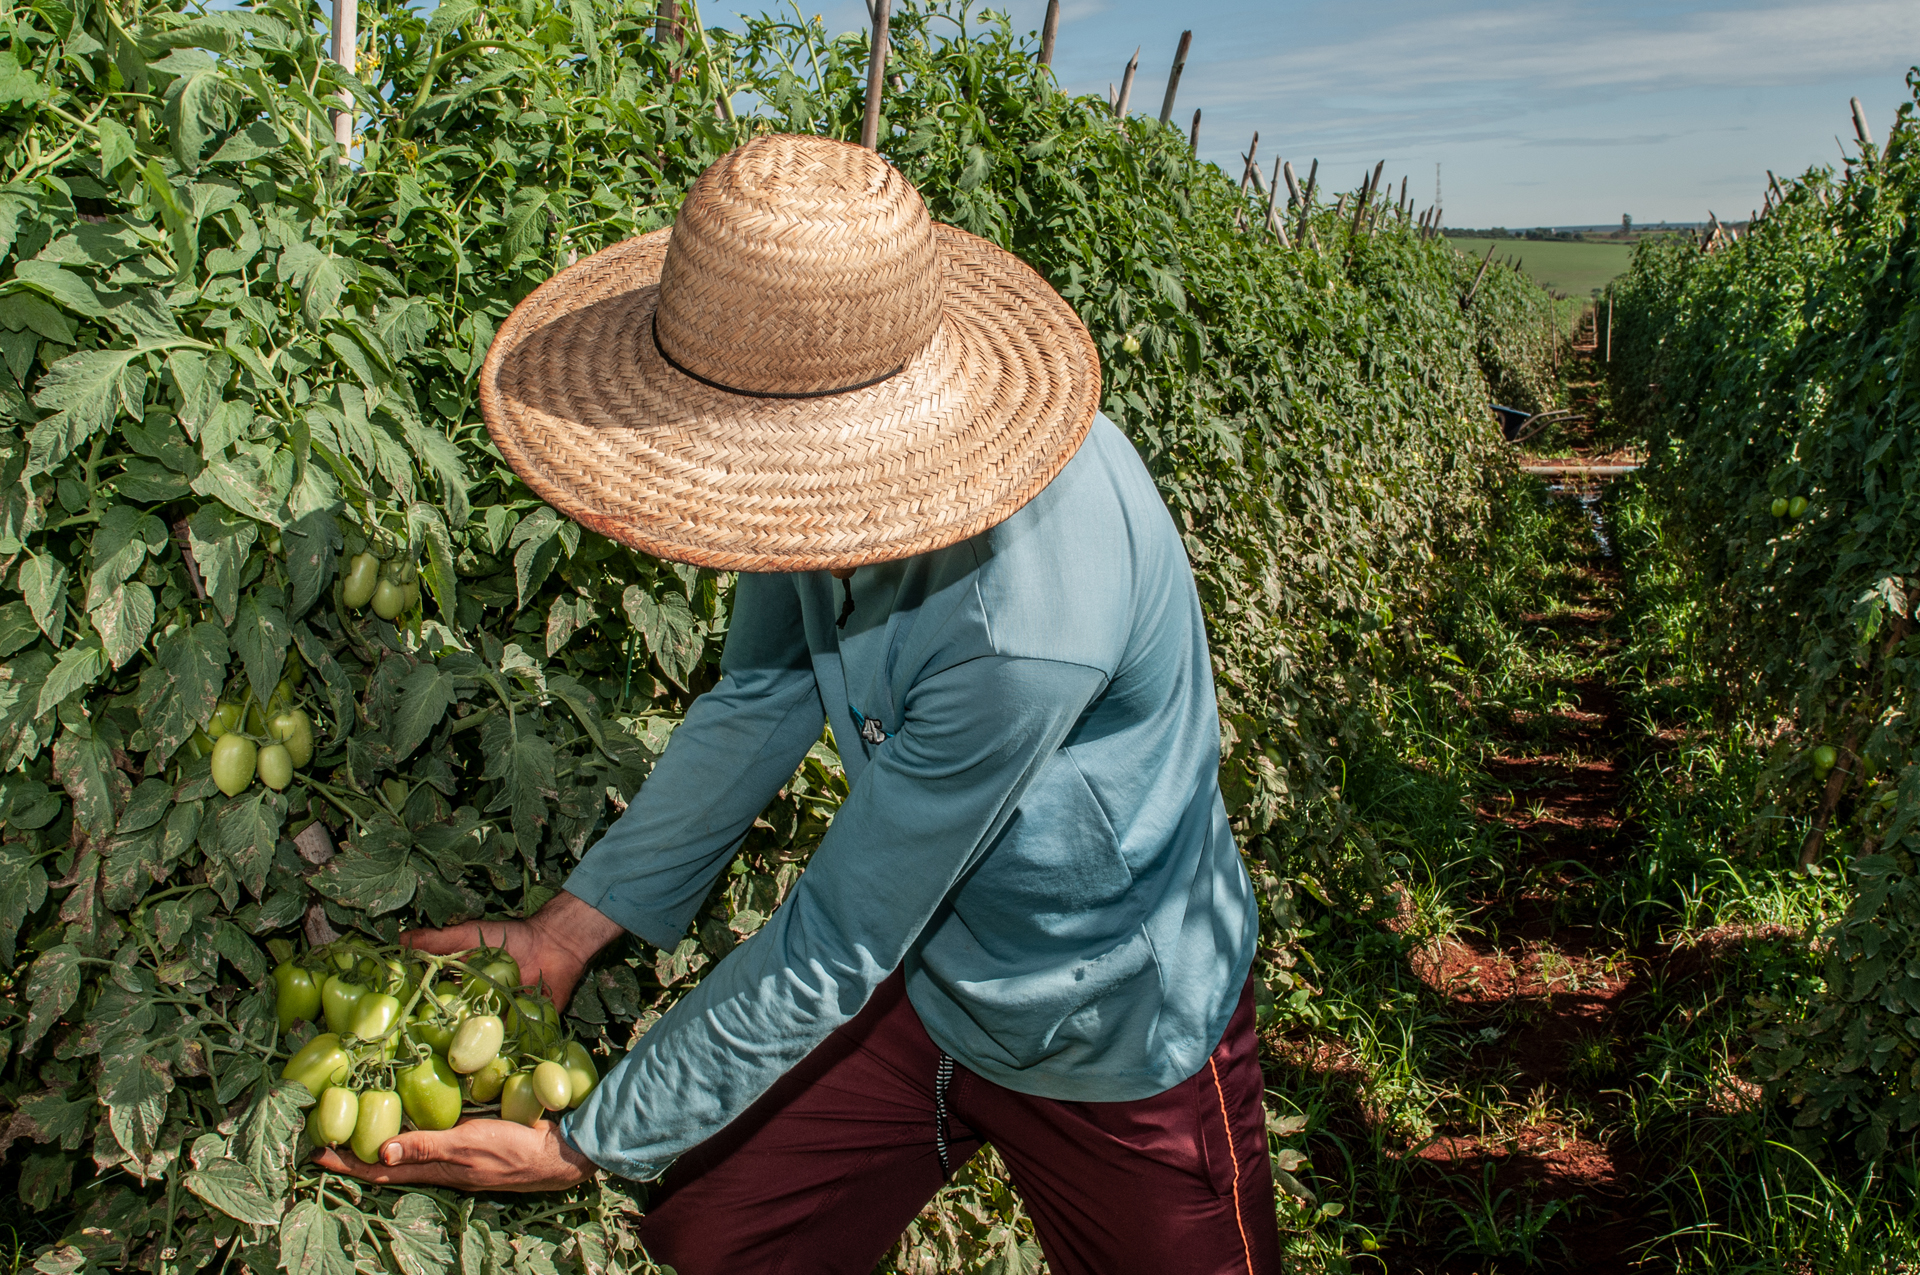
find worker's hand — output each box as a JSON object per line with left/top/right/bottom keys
{"left": 313, "top": 1118, "right": 597, "bottom": 1192}
{"left": 401, "top": 891, "right": 625, "bottom": 1011}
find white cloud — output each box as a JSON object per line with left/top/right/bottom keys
{"left": 1202, "top": 0, "right": 1920, "bottom": 100}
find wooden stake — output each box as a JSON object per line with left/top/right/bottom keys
{"left": 1038, "top": 0, "right": 1059, "bottom": 67}
{"left": 330, "top": 0, "right": 357, "bottom": 156}
{"left": 1189, "top": 108, "right": 1201, "bottom": 153}
{"left": 1157, "top": 30, "right": 1192, "bottom": 125}
{"left": 1460, "top": 241, "right": 1495, "bottom": 311}
{"left": 1851, "top": 95, "right": 1873, "bottom": 149}
{"left": 1114, "top": 46, "right": 1139, "bottom": 119}
{"left": 1604, "top": 294, "right": 1612, "bottom": 363}
{"left": 1238, "top": 132, "right": 1260, "bottom": 192}
{"left": 1296, "top": 157, "right": 1317, "bottom": 241}
{"left": 1265, "top": 157, "right": 1286, "bottom": 238}
{"left": 656, "top": 0, "right": 679, "bottom": 43}
{"left": 859, "top": 0, "right": 890, "bottom": 150}
{"left": 1283, "top": 160, "right": 1301, "bottom": 206}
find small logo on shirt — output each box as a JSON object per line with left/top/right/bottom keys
{"left": 849, "top": 705, "right": 892, "bottom": 745}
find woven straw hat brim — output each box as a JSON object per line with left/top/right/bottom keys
{"left": 479, "top": 224, "right": 1099, "bottom": 573}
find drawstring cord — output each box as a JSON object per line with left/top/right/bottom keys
{"left": 934, "top": 1053, "right": 956, "bottom": 1179}
{"left": 835, "top": 575, "right": 856, "bottom": 630}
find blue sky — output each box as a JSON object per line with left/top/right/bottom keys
{"left": 735, "top": 0, "right": 1920, "bottom": 228}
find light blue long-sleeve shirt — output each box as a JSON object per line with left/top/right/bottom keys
{"left": 559, "top": 416, "right": 1258, "bottom": 1180}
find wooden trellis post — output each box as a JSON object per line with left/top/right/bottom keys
{"left": 656, "top": 0, "right": 680, "bottom": 43}
{"left": 1189, "top": 109, "right": 1200, "bottom": 153}
{"left": 1113, "top": 46, "right": 1139, "bottom": 118}
{"left": 1157, "top": 30, "right": 1191, "bottom": 125}
{"left": 860, "top": 0, "right": 891, "bottom": 149}
{"left": 1039, "top": 0, "right": 1059, "bottom": 67}
{"left": 330, "top": 0, "right": 357, "bottom": 156}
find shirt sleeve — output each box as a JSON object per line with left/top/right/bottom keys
{"left": 561, "top": 572, "right": 824, "bottom": 949}
{"left": 560, "top": 654, "right": 1108, "bottom": 1180}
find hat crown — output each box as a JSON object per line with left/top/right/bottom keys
{"left": 654, "top": 134, "right": 942, "bottom": 396}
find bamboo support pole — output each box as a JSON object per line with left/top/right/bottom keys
{"left": 1265, "top": 157, "right": 1286, "bottom": 240}
{"left": 1347, "top": 161, "right": 1381, "bottom": 245}
{"left": 859, "top": 0, "right": 890, "bottom": 150}
{"left": 1113, "top": 46, "right": 1139, "bottom": 119}
{"left": 1283, "top": 160, "right": 1300, "bottom": 207}
{"left": 1460, "top": 242, "right": 1495, "bottom": 310}
{"left": 1852, "top": 95, "right": 1874, "bottom": 150}
{"left": 1189, "top": 108, "right": 1201, "bottom": 153}
{"left": 1605, "top": 294, "right": 1612, "bottom": 362}
{"left": 1238, "top": 132, "right": 1259, "bottom": 192}
{"left": 1295, "top": 158, "right": 1317, "bottom": 241}
{"left": 330, "top": 0, "right": 357, "bottom": 156}
{"left": 1038, "top": 0, "right": 1059, "bottom": 66}
{"left": 1157, "top": 30, "right": 1191, "bottom": 125}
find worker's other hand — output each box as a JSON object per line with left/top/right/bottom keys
{"left": 312, "top": 1117, "right": 596, "bottom": 1192}
{"left": 400, "top": 891, "right": 624, "bottom": 1011}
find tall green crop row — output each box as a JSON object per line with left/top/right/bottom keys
{"left": 0, "top": 0, "right": 1550, "bottom": 1269}
{"left": 1609, "top": 74, "right": 1920, "bottom": 1156}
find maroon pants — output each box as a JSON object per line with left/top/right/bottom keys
{"left": 638, "top": 971, "right": 1283, "bottom": 1275}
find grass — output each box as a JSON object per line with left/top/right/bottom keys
{"left": 1450, "top": 237, "right": 1636, "bottom": 299}
{"left": 1256, "top": 472, "right": 1919, "bottom": 1273}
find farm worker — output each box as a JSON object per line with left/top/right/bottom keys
{"left": 316, "top": 134, "right": 1279, "bottom": 1275}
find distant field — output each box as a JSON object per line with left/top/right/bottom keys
{"left": 1449, "top": 237, "right": 1636, "bottom": 298}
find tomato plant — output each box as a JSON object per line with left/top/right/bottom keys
{"left": 1610, "top": 72, "right": 1920, "bottom": 1156}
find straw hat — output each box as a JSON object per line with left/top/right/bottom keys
{"left": 478, "top": 133, "right": 1100, "bottom": 573}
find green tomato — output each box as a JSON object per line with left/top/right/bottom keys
{"left": 349, "top": 992, "right": 402, "bottom": 1043}
{"left": 1771, "top": 497, "right": 1789, "bottom": 518}
{"left": 211, "top": 733, "right": 257, "bottom": 797}
{"left": 476, "top": 953, "right": 522, "bottom": 991}
{"left": 341, "top": 553, "right": 381, "bottom": 610}
{"left": 401, "top": 581, "right": 421, "bottom": 614}
{"left": 563, "top": 1041, "right": 598, "bottom": 1109}
{"left": 370, "top": 578, "right": 408, "bottom": 620}
{"left": 1813, "top": 744, "right": 1838, "bottom": 773}
{"left": 1789, "top": 496, "right": 1809, "bottom": 519}
{"left": 282, "top": 648, "right": 306, "bottom": 688}
{"left": 257, "top": 743, "right": 295, "bottom": 792}
{"left": 532, "top": 1060, "right": 572, "bottom": 1111}
{"left": 269, "top": 708, "right": 315, "bottom": 768}
{"left": 500, "top": 1072, "right": 545, "bottom": 1127}
{"left": 384, "top": 557, "right": 419, "bottom": 587}
{"left": 321, "top": 975, "right": 369, "bottom": 1035}
{"left": 266, "top": 678, "right": 297, "bottom": 713}
{"left": 185, "top": 728, "right": 215, "bottom": 760}
{"left": 505, "top": 995, "right": 546, "bottom": 1034}
{"left": 307, "top": 1085, "right": 360, "bottom": 1146}
{"left": 463, "top": 1054, "right": 512, "bottom": 1103}
{"left": 273, "top": 962, "right": 322, "bottom": 1033}
{"left": 407, "top": 1014, "right": 456, "bottom": 1056}
{"left": 281, "top": 1032, "right": 350, "bottom": 1094}
{"left": 350, "top": 1088, "right": 405, "bottom": 1164}
{"left": 206, "top": 702, "right": 244, "bottom": 739}
{"left": 398, "top": 1054, "right": 463, "bottom": 1132}
{"left": 449, "top": 1014, "right": 505, "bottom": 1074}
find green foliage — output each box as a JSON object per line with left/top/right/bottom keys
{"left": 1609, "top": 72, "right": 1920, "bottom": 1156}
{"left": 0, "top": 0, "right": 1554, "bottom": 1269}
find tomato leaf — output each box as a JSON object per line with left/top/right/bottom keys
{"left": 184, "top": 1155, "right": 283, "bottom": 1226}
{"left": 21, "top": 944, "right": 81, "bottom": 1053}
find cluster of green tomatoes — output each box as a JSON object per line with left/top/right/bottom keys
{"left": 1770, "top": 495, "right": 1811, "bottom": 520}
{"left": 339, "top": 549, "right": 422, "bottom": 621}
{"left": 274, "top": 941, "right": 599, "bottom": 1164}
{"left": 186, "top": 651, "right": 318, "bottom": 798}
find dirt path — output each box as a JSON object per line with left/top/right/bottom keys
{"left": 1381, "top": 366, "right": 1658, "bottom": 1271}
